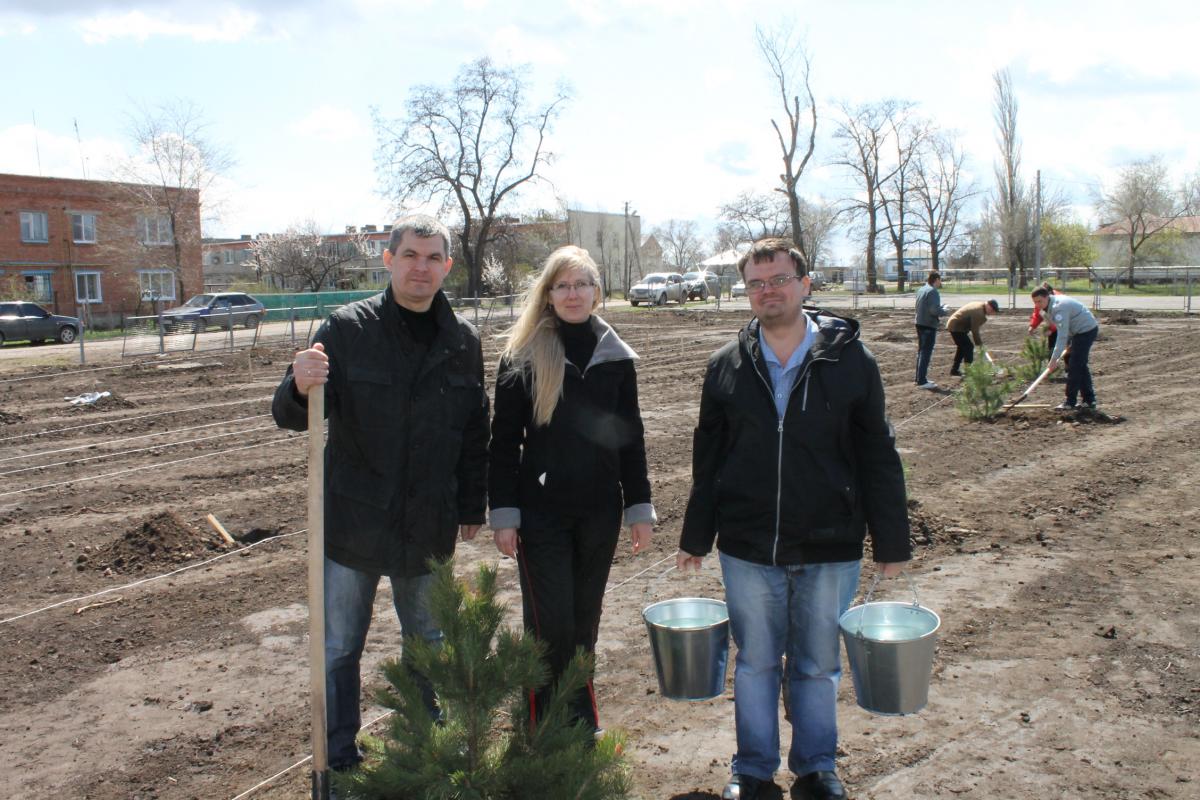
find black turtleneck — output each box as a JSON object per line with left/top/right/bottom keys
{"left": 397, "top": 302, "right": 438, "bottom": 346}
{"left": 558, "top": 317, "right": 597, "bottom": 371}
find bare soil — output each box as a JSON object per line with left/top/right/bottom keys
{"left": 1, "top": 307, "right": 1197, "bottom": 799}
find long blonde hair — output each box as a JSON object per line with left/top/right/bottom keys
{"left": 502, "top": 245, "right": 603, "bottom": 426}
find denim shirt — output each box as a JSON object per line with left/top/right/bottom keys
{"left": 760, "top": 313, "right": 819, "bottom": 420}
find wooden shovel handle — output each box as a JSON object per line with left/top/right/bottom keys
{"left": 307, "top": 386, "right": 328, "bottom": 782}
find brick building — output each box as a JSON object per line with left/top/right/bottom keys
{"left": 0, "top": 172, "right": 202, "bottom": 328}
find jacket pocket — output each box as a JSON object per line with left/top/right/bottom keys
{"left": 329, "top": 458, "right": 396, "bottom": 510}
{"left": 346, "top": 365, "right": 397, "bottom": 420}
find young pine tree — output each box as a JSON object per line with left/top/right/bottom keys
{"left": 337, "top": 560, "right": 630, "bottom": 800}
{"left": 1014, "top": 333, "right": 1051, "bottom": 384}
{"left": 954, "top": 355, "right": 1017, "bottom": 420}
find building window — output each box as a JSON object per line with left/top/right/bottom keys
{"left": 22, "top": 272, "right": 53, "bottom": 301}
{"left": 223, "top": 250, "right": 233, "bottom": 264}
{"left": 20, "top": 211, "right": 49, "bottom": 243}
{"left": 71, "top": 213, "right": 97, "bottom": 244}
{"left": 136, "top": 214, "right": 173, "bottom": 245}
{"left": 137, "top": 269, "right": 176, "bottom": 302}
{"left": 75, "top": 272, "right": 103, "bottom": 304}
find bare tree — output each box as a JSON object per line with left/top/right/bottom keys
{"left": 756, "top": 23, "right": 818, "bottom": 266}
{"left": 109, "top": 99, "right": 233, "bottom": 301}
{"left": 798, "top": 197, "right": 839, "bottom": 271}
{"left": 1097, "top": 155, "right": 1196, "bottom": 287}
{"left": 654, "top": 219, "right": 704, "bottom": 271}
{"left": 250, "top": 221, "right": 367, "bottom": 292}
{"left": 374, "top": 57, "right": 569, "bottom": 298}
{"left": 911, "top": 130, "right": 975, "bottom": 274}
{"left": 717, "top": 189, "right": 791, "bottom": 243}
{"left": 992, "top": 69, "right": 1030, "bottom": 287}
{"left": 877, "top": 111, "right": 927, "bottom": 292}
{"left": 833, "top": 99, "right": 911, "bottom": 292}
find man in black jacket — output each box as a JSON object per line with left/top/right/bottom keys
{"left": 272, "top": 215, "right": 489, "bottom": 773}
{"left": 677, "top": 239, "right": 911, "bottom": 800}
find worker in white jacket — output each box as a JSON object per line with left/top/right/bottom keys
{"left": 1031, "top": 286, "right": 1099, "bottom": 411}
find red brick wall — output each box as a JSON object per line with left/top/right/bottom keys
{"left": 0, "top": 173, "right": 202, "bottom": 327}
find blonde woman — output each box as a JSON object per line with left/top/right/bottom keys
{"left": 488, "top": 245, "right": 655, "bottom": 732}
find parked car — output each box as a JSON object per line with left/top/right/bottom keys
{"left": 731, "top": 281, "right": 746, "bottom": 298}
{"left": 628, "top": 273, "right": 687, "bottom": 306}
{"left": 0, "top": 301, "right": 81, "bottom": 345}
{"left": 161, "top": 292, "right": 265, "bottom": 332}
{"left": 682, "top": 270, "right": 721, "bottom": 301}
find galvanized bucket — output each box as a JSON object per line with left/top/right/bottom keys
{"left": 839, "top": 574, "right": 940, "bottom": 716}
{"left": 642, "top": 597, "right": 729, "bottom": 701}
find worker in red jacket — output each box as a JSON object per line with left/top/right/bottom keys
{"left": 1028, "top": 282, "right": 1068, "bottom": 370}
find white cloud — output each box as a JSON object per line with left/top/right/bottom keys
{"left": 488, "top": 24, "right": 568, "bottom": 65}
{"left": 0, "top": 124, "right": 127, "bottom": 182}
{"left": 289, "top": 106, "right": 369, "bottom": 144}
{"left": 77, "top": 7, "right": 263, "bottom": 44}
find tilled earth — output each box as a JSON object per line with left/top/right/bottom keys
{"left": 0, "top": 306, "right": 1197, "bottom": 799}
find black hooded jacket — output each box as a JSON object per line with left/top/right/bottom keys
{"left": 272, "top": 288, "right": 489, "bottom": 576}
{"left": 680, "top": 309, "right": 911, "bottom": 566}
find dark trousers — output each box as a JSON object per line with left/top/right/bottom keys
{"left": 950, "top": 331, "right": 974, "bottom": 373}
{"left": 515, "top": 505, "right": 621, "bottom": 730}
{"left": 1065, "top": 327, "right": 1098, "bottom": 405}
{"left": 914, "top": 325, "right": 937, "bottom": 384}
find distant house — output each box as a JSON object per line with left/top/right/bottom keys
{"left": 639, "top": 234, "right": 663, "bottom": 275}
{"left": 0, "top": 172, "right": 201, "bottom": 327}
{"left": 1092, "top": 215, "right": 1200, "bottom": 268}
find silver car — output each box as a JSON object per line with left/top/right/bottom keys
{"left": 161, "top": 292, "right": 266, "bottom": 332}
{"left": 0, "top": 301, "right": 81, "bottom": 345}
{"left": 628, "top": 273, "right": 687, "bottom": 306}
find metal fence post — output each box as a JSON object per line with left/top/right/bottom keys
{"left": 1187, "top": 268, "right": 1193, "bottom": 314}
{"left": 157, "top": 313, "right": 166, "bottom": 355}
{"left": 290, "top": 304, "right": 296, "bottom": 348}
{"left": 227, "top": 306, "right": 235, "bottom": 350}
{"left": 76, "top": 306, "right": 86, "bottom": 365}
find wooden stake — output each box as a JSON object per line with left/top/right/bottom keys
{"left": 75, "top": 596, "right": 123, "bottom": 615}
{"left": 307, "top": 385, "right": 329, "bottom": 798}
{"left": 205, "top": 513, "right": 237, "bottom": 546}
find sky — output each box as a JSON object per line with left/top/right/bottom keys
{"left": 1, "top": 0, "right": 1197, "bottom": 262}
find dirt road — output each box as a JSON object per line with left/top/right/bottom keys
{"left": 0, "top": 307, "right": 1196, "bottom": 799}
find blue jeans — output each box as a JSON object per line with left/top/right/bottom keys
{"left": 719, "top": 552, "right": 861, "bottom": 780}
{"left": 1064, "top": 326, "right": 1097, "bottom": 406}
{"left": 324, "top": 558, "right": 442, "bottom": 769}
{"left": 914, "top": 325, "right": 937, "bottom": 384}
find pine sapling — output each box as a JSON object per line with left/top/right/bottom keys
{"left": 954, "top": 356, "right": 1016, "bottom": 420}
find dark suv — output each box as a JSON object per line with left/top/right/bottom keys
{"left": 161, "top": 292, "right": 265, "bottom": 332}
{"left": 0, "top": 302, "right": 81, "bottom": 345}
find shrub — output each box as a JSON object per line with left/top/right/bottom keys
{"left": 338, "top": 560, "right": 630, "bottom": 800}
{"left": 1014, "top": 334, "right": 1051, "bottom": 384}
{"left": 954, "top": 356, "right": 1016, "bottom": 420}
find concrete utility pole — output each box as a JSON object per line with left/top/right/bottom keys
{"left": 623, "top": 201, "right": 630, "bottom": 296}
{"left": 1034, "top": 169, "right": 1043, "bottom": 285}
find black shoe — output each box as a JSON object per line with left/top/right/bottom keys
{"left": 949, "top": 369, "right": 962, "bottom": 377}
{"left": 792, "top": 770, "right": 847, "bottom": 800}
{"left": 723, "top": 773, "right": 767, "bottom": 800}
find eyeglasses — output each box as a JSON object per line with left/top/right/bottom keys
{"left": 550, "top": 280, "right": 596, "bottom": 295}
{"left": 745, "top": 274, "right": 799, "bottom": 294}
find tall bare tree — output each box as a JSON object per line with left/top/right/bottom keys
{"left": 717, "top": 189, "right": 791, "bottom": 243}
{"left": 992, "top": 69, "right": 1030, "bottom": 287}
{"left": 911, "top": 130, "right": 974, "bottom": 274}
{"left": 109, "top": 99, "right": 233, "bottom": 301}
{"left": 1097, "top": 155, "right": 1196, "bottom": 287}
{"left": 833, "top": 99, "right": 910, "bottom": 292}
{"left": 653, "top": 219, "right": 704, "bottom": 271}
{"left": 877, "top": 110, "right": 927, "bottom": 292}
{"left": 756, "top": 23, "right": 818, "bottom": 266}
{"left": 250, "top": 221, "right": 368, "bottom": 292}
{"left": 374, "top": 57, "right": 569, "bottom": 297}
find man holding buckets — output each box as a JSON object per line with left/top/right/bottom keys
{"left": 677, "top": 238, "right": 911, "bottom": 800}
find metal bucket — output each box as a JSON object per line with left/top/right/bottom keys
{"left": 642, "top": 597, "right": 729, "bottom": 701}
{"left": 839, "top": 576, "right": 940, "bottom": 716}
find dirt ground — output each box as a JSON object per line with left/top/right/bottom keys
{"left": 1, "top": 305, "right": 1197, "bottom": 800}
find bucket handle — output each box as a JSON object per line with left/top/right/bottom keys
{"left": 855, "top": 571, "right": 922, "bottom": 638}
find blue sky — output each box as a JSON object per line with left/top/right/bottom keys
{"left": 2, "top": 0, "right": 1197, "bottom": 261}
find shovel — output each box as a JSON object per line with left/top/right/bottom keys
{"left": 307, "top": 386, "right": 330, "bottom": 800}
{"left": 1000, "top": 366, "right": 1052, "bottom": 414}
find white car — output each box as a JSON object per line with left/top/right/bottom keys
{"left": 731, "top": 281, "right": 746, "bottom": 299}
{"left": 628, "top": 273, "right": 687, "bottom": 306}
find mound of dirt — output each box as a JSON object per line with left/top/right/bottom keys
{"left": 67, "top": 392, "right": 139, "bottom": 413}
{"left": 874, "top": 330, "right": 911, "bottom": 343}
{"left": 91, "top": 511, "right": 230, "bottom": 574}
{"left": 1103, "top": 309, "right": 1139, "bottom": 325}
{"left": 0, "top": 409, "right": 23, "bottom": 425}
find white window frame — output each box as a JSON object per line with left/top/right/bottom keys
{"left": 137, "top": 269, "right": 176, "bottom": 302}
{"left": 137, "top": 214, "right": 174, "bottom": 246}
{"left": 75, "top": 271, "right": 103, "bottom": 304}
{"left": 223, "top": 250, "right": 233, "bottom": 264}
{"left": 71, "top": 212, "right": 97, "bottom": 244}
{"left": 20, "top": 211, "right": 49, "bottom": 243}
